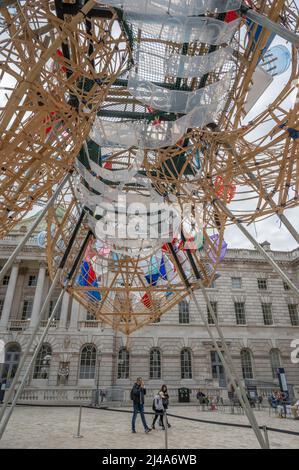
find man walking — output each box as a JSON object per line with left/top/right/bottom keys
{"left": 131, "top": 377, "right": 151, "bottom": 433}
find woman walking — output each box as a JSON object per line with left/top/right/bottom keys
{"left": 160, "top": 384, "right": 171, "bottom": 428}
{"left": 152, "top": 391, "right": 165, "bottom": 430}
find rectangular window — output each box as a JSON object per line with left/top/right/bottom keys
{"left": 22, "top": 300, "right": 33, "bottom": 320}
{"left": 28, "top": 275, "right": 37, "bottom": 287}
{"left": 283, "top": 281, "right": 290, "bottom": 291}
{"left": 288, "top": 304, "right": 299, "bottom": 326}
{"left": 0, "top": 299, "right": 4, "bottom": 319}
{"left": 262, "top": 303, "right": 273, "bottom": 325}
{"left": 48, "top": 299, "right": 61, "bottom": 321}
{"left": 210, "top": 351, "right": 224, "bottom": 380}
{"left": 179, "top": 301, "right": 190, "bottom": 324}
{"left": 231, "top": 277, "right": 242, "bottom": 289}
{"left": 234, "top": 302, "right": 246, "bottom": 325}
{"left": 86, "top": 311, "right": 96, "bottom": 321}
{"left": 257, "top": 278, "right": 267, "bottom": 290}
{"left": 207, "top": 301, "right": 218, "bottom": 324}
{"left": 2, "top": 275, "right": 10, "bottom": 286}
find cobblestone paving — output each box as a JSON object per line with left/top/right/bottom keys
{"left": 0, "top": 405, "right": 298, "bottom": 449}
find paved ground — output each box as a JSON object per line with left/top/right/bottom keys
{"left": 0, "top": 405, "right": 298, "bottom": 449}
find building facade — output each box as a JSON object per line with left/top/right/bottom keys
{"left": 0, "top": 218, "right": 299, "bottom": 404}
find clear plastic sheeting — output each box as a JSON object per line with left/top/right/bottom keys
{"left": 125, "top": 16, "right": 240, "bottom": 45}
{"left": 87, "top": 149, "right": 144, "bottom": 183}
{"left": 76, "top": 159, "right": 126, "bottom": 202}
{"left": 75, "top": 160, "right": 163, "bottom": 204}
{"left": 75, "top": 179, "right": 165, "bottom": 212}
{"left": 91, "top": 97, "right": 227, "bottom": 150}
{"left": 100, "top": 0, "right": 242, "bottom": 17}
{"left": 90, "top": 119, "right": 139, "bottom": 150}
{"left": 128, "top": 71, "right": 232, "bottom": 113}
{"left": 164, "top": 47, "right": 233, "bottom": 79}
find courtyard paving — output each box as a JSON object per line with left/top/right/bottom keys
{"left": 0, "top": 405, "right": 298, "bottom": 449}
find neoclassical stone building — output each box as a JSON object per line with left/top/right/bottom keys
{"left": 0, "top": 215, "right": 298, "bottom": 404}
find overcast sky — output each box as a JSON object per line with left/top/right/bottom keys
{"left": 224, "top": 206, "right": 299, "bottom": 251}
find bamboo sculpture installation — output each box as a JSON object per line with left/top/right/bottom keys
{"left": 1, "top": 0, "right": 298, "bottom": 332}
{"left": 1, "top": 0, "right": 298, "bottom": 450}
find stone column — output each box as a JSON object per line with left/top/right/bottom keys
{"left": 59, "top": 292, "right": 70, "bottom": 329}
{"left": 29, "top": 263, "right": 47, "bottom": 328}
{"left": 69, "top": 298, "right": 80, "bottom": 330}
{"left": 0, "top": 263, "right": 20, "bottom": 329}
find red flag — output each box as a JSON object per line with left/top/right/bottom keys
{"left": 87, "top": 262, "right": 97, "bottom": 285}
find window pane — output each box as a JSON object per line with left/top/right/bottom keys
{"left": 257, "top": 278, "right": 267, "bottom": 290}
{"left": 283, "top": 281, "right": 290, "bottom": 291}
{"left": 33, "top": 344, "right": 52, "bottom": 379}
{"left": 241, "top": 349, "right": 253, "bottom": 379}
{"left": 207, "top": 301, "right": 217, "bottom": 324}
{"left": 2, "top": 276, "right": 10, "bottom": 286}
{"left": 288, "top": 304, "right": 299, "bottom": 326}
{"left": 179, "top": 301, "right": 189, "bottom": 324}
{"left": 79, "top": 344, "right": 97, "bottom": 379}
{"left": 234, "top": 302, "right": 246, "bottom": 325}
{"left": 117, "top": 348, "right": 129, "bottom": 379}
{"left": 87, "top": 311, "right": 96, "bottom": 321}
{"left": 150, "top": 348, "right": 161, "bottom": 379}
{"left": 181, "top": 349, "right": 192, "bottom": 379}
{"left": 231, "top": 277, "right": 242, "bottom": 289}
{"left": 262, "top": 303, "right": 273, "bottom": 325}
{"left": 28, "top": 275, "right": 37, "bottom": 287}
{"left": 22, "top": 300, "right": 33, "bottom": 320}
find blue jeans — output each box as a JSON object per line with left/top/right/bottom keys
{"left": 132, "top": 402, "right": 149, "bottom": 431}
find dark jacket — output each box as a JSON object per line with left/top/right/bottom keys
{"left": 162, "top": 392, "right": 169, "bottom": 409}
{"left": 131, "top": 383, "right": 146, "bottom": 405}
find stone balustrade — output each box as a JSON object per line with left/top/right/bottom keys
{"left": 78, "top": 321, "right": 103, "bottom": 329}
{"left": 8, "top": 320, "right": 30, "bottom": 331}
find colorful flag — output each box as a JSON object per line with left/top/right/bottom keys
{"left": 141, "top": 292, "right": 152, "bottom": 309}
{"left": 77, "top": 260, "right": 101, "bottom": 301}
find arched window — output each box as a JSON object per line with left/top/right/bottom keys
{"left": 270, "top": 349, "right": 281, "bottom": 379}
{"left": 240, "top": 349, "right": 253, "bottom": 379}
{"left": 1, "top": 343, "right": 21, "bottom": 383}
{"left": 79, "top": 344, "right": 97, "bottom": 379}
{"left": 181, "top": 348, "right": 192, "bottom": 379}
{"left": 117, "top": 348, "right": 129, "bottom": 379}
{"left": 150, "top": 348, "right": 161, "bottom": 379}
{"left": 33, "top": 344, "right": 52, "bottom": 379}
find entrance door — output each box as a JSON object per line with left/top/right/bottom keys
{"left": 0, "top": 343, "right": 21, "bottom": 387}
{"left": 211, "top": 351, "right": 226, "bottom": 387}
